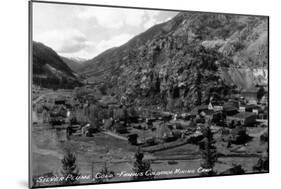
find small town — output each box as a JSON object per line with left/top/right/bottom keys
{"left": 31, "top": 81, "right": 268, "bottom": 187}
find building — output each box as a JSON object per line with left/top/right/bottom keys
{"left": 208, "top": 102, "right": 223, "bottom": 111}
{"left": 54, "top": 99, "right": 66, "bottom": 105}
{"left": 226, "top": 100, "right": 240, "bottom": 108}
{"left": 239, "top": 104, "right": 259, "bottom": 114}
{"left": 239, "top": 106, "right": 246, "bottom": 112}
{"left": 241, "top": 88, "right": 259, "bottom": 104}
{"left": 226, "top": 112, "right": 257, "bottom": 126}
{"left": 257, "top": 111, "right": 268, "bottom": 121}
{"left": 156, "top": 122, "right": 173, "bottom": 139}
{"left": 223, "top": 105, "right": 238, "bottom": 116}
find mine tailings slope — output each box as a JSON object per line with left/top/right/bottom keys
{"left": 220, "top": 67, "right": 268, "bottom": 89}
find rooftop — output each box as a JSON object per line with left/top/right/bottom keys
{"left": 241, "top": 87, "right": 259, "bottom": 93}
{"left": 228, "top": 112, "right": 256, "bottom": 119}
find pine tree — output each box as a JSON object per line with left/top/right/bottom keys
{"left": 60, "top": 150, "right": 80, "bottom": 185}
{"left": 199, "top": 124, "right": 217, "bottom": 176}
{"left": 257, "top": 86, "right": 265, "bottom": 102}
{"left": 132, "top": 148, "right": 154, "bottom": 181}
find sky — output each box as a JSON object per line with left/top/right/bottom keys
{"left": 33, "top": 2, "right": 179, "bottom": 60}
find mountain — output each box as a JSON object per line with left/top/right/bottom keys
{"left": 32, "top": 41, "right": 82, "bottom": 89}
{"left": 78, "top": 12, "right": 268, "bottom": 110}
{"left": 60, "top": 56, "right": 86, "bottom": 73}
{"left": 79, "top": 17, "right": 184, "bottom": 80}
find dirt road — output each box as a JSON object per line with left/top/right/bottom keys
{"left": 102, "top": 131, "right": 128, "bottom": 141}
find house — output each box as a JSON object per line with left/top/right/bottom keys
{"left": 241, "top": 88, "right": 259, "bottom": 104}
{"left": 226, "top": 112, "right": 257, "bottom": 126}
{"left": 257, "top": 111, "right": 268, "bottom": 121}
{"left": 239, "top": 106, "right": 246, "bottom": 112}
{"left": 54, "top": 99, "right": 66, "bottom": 105}
{"left": 208, "top": 102, "right": 223, "bottom": 111}
{"left": 213, "top": 105, "right": 223, "bottom": 111}
{"left": 252, "top": 109, "right": 259, "bottom": 115}
{"left": 239, "top": 104, "right": 259, "bottom": 114}
{"left": 156, "top": 122, "right": 173, "bottom": 139}
{"left": 225, "top": 100, "right": 240, "bottom": 108}
{"left": 223, "top": 105, "right": 238, "bottom": 116}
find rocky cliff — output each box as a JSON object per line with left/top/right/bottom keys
{"left": 79, "top": 12, "right": 268, "bottom": 110}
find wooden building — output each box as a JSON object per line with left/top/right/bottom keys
{"left": 226, "top": 112, "right": 257, "bottom": 126}
{"left": 241, "top": 88, "right": 259, "bottom": 104}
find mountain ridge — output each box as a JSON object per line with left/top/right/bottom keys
{"left": 79, "top": 12, "right": 268, "bottom": 85}
{"left": 33, "top": 41, "right": 82, "bottom": 89}
{"left": 60, "top": 56, "right": 86, "bottom": 73}
{"left": 76, "top": 12, "right": 268, "bottom": 110}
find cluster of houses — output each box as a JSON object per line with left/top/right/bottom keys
{"left": 128, "top": 86, "right": 269, "bottom": 148}
{"left": 32, "top": 85, "right": 268, "bottom": 147}
{"left": 188, "top": 86, "right": 268, "bottom": 128}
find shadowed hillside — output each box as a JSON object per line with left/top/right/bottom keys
{"left": 33, "top": 42, "right": 82, "bottom": 89}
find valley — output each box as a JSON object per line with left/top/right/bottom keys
{"left": 30, "top": 10, "right": 268, "bottom": 187}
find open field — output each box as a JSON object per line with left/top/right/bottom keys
{"left": 31, "top": 121, "right": 267, "bottom": 186}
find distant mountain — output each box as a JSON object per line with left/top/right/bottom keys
{"left": 32, "top": 41, "right": 82, "bottom": 89}
{"left": 60, "top": 56, "right": 86, "bottom": 73}
{"left": 77, "top": 12, "right": 268, "bottom": 110}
